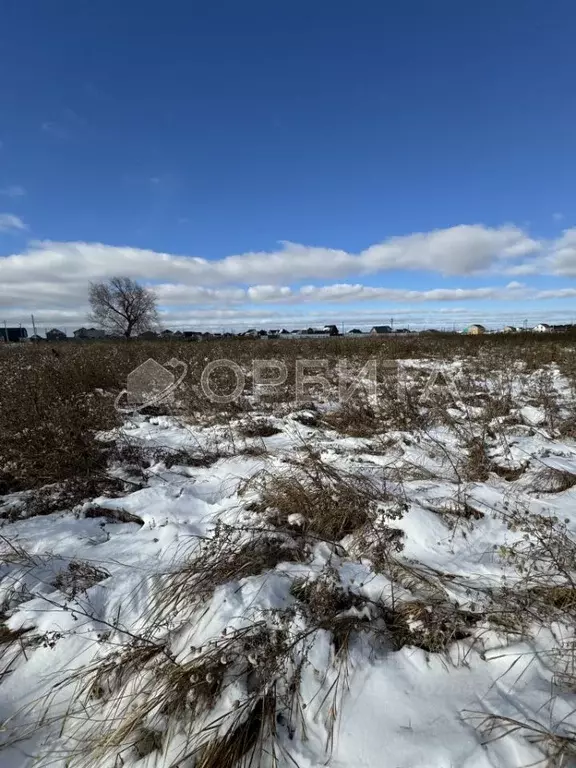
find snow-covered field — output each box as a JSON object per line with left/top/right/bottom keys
{"left": 2, "top": 347, "right": 576, "bottom": 767}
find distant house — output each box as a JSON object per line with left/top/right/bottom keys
{"left": 347, "top": 328, "right": 363, "bottom": 334}
{"left": 73, "top": 327, "right": 106, "bottom": 339}
{"left": 533, "top": 323, "right": 552, "bottom": 333}
{"left": 324, "top": 325, "right": 340, "bottom": 336}
{"left": 30, "top": 334, "right": 43, "bottom": 342}
{"left": 370, "top": 326, "right": 392, "bottom": 335}
{"left": 138, "top": 330, "right": 158, "bottom": 340}
{"left": 46, "top": 328, "right": 66, "bottom": 341}
{"left": 464, "top": 324, "right": 486, "bottom": 335}
{"left": 0, "top": 327, "right": 28, "bottom": 342}
{"left": 160, "top": 329, "right": 174, "bottom": 338}
{"left": 502, "top": 326, "right": 518, "bottom": 333}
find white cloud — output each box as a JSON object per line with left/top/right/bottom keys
{"left": 0, "top": 213, "right": 25, "bottom": 233}
{"left": 360, "top": 225, "right": 539, "bottom": 275}
{"left": 546, "top": 228, "right": 576, "bottom": 276}
{"left": 1, "top": 222, "right": 574, "bottom": 329}
{"left": 0, "top": 186, "right": 25, "bottom": 198}
{"left": 0, "top": 224, "right": 542, "bottom": 290}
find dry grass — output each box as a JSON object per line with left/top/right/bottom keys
{"left": 385, "top": 599, "right": 479, "bottom": 654}
{"left": 473, "top": 713, "right": 576, "bottom": 767}
{"left": 239, "top": 418, "right": 281, "bottom": 438}
{"left": 3, "top": 335, "right": 576, "bottom": 765}
{"left": 251, "top": 454, "right": 387, "bottom": 541}
{"left": 156, "top": 523, "right": 306, "bottom": 623}
{"left": 530, "top": 466, "right": 576, "bottom": 494}
{"left": 53, "top": 560, "right": 111, "bottom": 598}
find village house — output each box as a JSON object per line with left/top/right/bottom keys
{"left": 73, "top": 327, "right": 106, "bottom": 339}
{"left": 0, "top": 327, "right": 28, "bottom": 342}
{"left": 46, "top": 328, "right": 67, "bottom": 341}
{"left": 464, "top": 324, "right": 486, "bottom": 335}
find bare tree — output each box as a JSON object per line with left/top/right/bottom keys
{"left": 88, "top": 277, "right": 159, "bottom": 339}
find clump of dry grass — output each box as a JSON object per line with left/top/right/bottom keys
{"left": 157, "top": 523, "right": 306, "bottom": 622}
{"left": 429, "top": 497, "right": 485, "bottom": 526}
{"left": 530, "top": 466, "right": 576, "bottom": 494}
{"left": 385, "top": 599, "right": 479, "bottom": 654}
{"left": 461, "top": 436, "right": 491, "bottom": 482}
{"left": 473, "top": 713, "right": 576, "bottom": 767}
{"left": 83, "top": 504, "right": 144, "bottom": 525}
{"left": 0, "top": 615, "right": 32, "bottom": 648}
{"left": 252, "top": 455, "right": 386, "bottom": 541}
{"left": 0, "top": 356, "right": 119, "bottom": 492}
{"left": 0, "top": 617, "right": 38, "bottom": 682}
{"left": 2, "top": 475, "right": 126, "bottom": 523}
{"left": 490, "top": 462, "right": 527, "bottom": 481}
{"left": 53, "top": 561, "right": 111, "bottom": 598}
{"left": 291, "top": 567, "right": 389, "bottom": 657}
{"left": 239, "top": 418, "right": 281, "bottom": 438}
{"left": 32, "top": 619, "right": 303, "bottom": 768}
{"left": 324, "top": 400, "right": 381, "bottom": 437}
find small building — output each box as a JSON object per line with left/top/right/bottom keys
{"left": 73, "top": 327, "right": 106, "bottom": 339}
{"left": 464, "top": 324, "right": 486, "bottom": 335}
{"left": 348, "top": 328, "right": 363, "bottom": 334}
{"left": 138, "top": 330, "right": 158, "bottom": 340}
{"left": 533, "top": 323, "right": 552, "bottom": 333}
{"left": 502, "top": 326, "right": 518, "bottom": 333}
{"left": 46, "top": 328, "right": 67, "bottom": 341}
{"left": 0, "top": 327, "right": 28, "bottom": 342}
{"left": 324, "top": 325, "right": 340, "bottom": 336}
{"left": 30, "top": 334, "right": 43, "bottom": 342}
{"left": 370, "top": 325, "right": 392, "bottom": 335}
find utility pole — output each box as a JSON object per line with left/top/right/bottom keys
{"left": 2, "top": 320, "right": 7, "bottom": 343}
{"left": 31, "top": 314, "right": 37, "bottom": 337}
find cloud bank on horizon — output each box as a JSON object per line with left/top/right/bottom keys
{"left": 1, "top": 222, "right": 576, "bottom": 331}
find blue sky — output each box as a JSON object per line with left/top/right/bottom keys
{"left": 1, "top": 0, "right": 576, "bottom": 331}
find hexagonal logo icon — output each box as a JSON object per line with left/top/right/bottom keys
{"left": 115, "top": 357, "right": 187, "bottom": 412}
